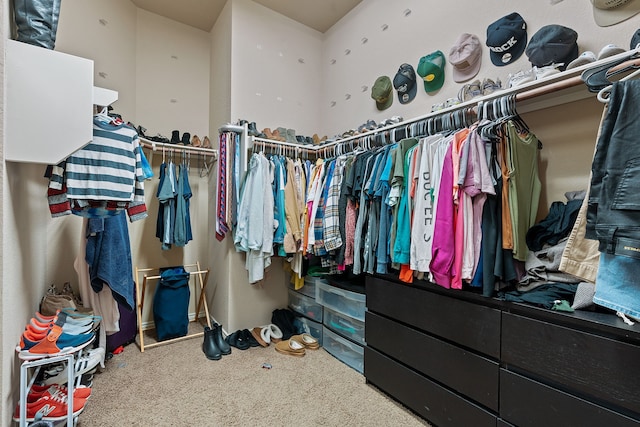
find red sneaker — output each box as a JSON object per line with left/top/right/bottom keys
{"left": 13, "top": 391, "right": 85, "bottom": 422}
{"left": 30, "top": 383, "right": 92, "bottom": 400}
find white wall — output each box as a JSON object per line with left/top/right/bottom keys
{"left": 321, "top": 0, "right": 640, "bottom": 137}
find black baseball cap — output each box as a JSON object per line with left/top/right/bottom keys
{"left": 486, "top": 12, "right": 527, "bottom": 66}
{"left": 526, "top": 24, "right": 578, "bottom": 71}
{"left": 393, "top": 63, "right": 417, "bottom": 104}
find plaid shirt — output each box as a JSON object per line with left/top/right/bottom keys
{"left": 324, "top": 156, "right": 347, "bottom": 251}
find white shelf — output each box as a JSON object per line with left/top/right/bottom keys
{"left": 5, "top": 40, "right": 118, "bottom": 164}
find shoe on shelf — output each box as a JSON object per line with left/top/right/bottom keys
{"left": 191, "top": 135, "right": 201, "bottom": 147}
{"left": 170, "top": 130, "right": 180, "bottom": 144}
{"left": 597, "top": 44, "right": 626, "bottom": 60}
{"left": 534, "top": 63, "right": 563, "bottom": 80}
{"left": 507, "top": 69, "right": 535, "bottom": 88}
{"left": 181, "top": 132, "right": 191, "bottom": 145}
{"left": 13, "top": 392, "right": 85, "bottom": 422}
{"left": 482, "top": 78, "right": 502, "bottom": 96}
{"left": 458, "top": 79, "right": 482, "bottom": 102}
{"left": 202, "top": 136, "right": 211, "bottom": 149}
{"left": 566, "top": 51, "right": 596, "bottom": 70}
{"left": 30, "top": 383, "right": 92, "bottom": 400}
{"left": 28, "top": 317, "right": 94, "bottom": 336}
{"left": 18, "top": 325, "right": 95, "bottom": 360}
{"left": 286, "top": 128, "right": 297, "bottom": 144}
{"left": 39, "top": 347, "right": 105, "bottom": 385}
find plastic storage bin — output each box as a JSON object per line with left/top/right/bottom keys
{"left": 324, "top": 306, "right": 365, "bottom": 345}
{"left": 316, "top": 281, "right": 366, "bottom": 322}
{"left": 295, "top": 315, "right": 323, "bottom": 346}
{"left": 288, "top": 289, "right": 323, "bottom": 322}
{"left": 322, "top": 326, "right": 364, "bottom": 374}
{"left": 287, "top": 276, "right": 327, "bottom": 299}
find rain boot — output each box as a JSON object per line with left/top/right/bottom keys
{"left": 13, "top": 0, "right": 59, "bottom": 49}
{"left": 202, "top": 326, "right": 222, "bottom": 360}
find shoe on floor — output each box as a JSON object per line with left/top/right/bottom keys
{"left": 225, "top": 330, "right": 250, "bottom": 350}
{"left": 274, "top": 339, "right": 306, "bottom": 357}
{"left": 290, "top": 333, "right": 320, "bottom": 350}
{"left": 40, "top": 347, "right": 105, "bottom": 385}
{"left": 30, "top": 383, "right": 92, "bottom": 400}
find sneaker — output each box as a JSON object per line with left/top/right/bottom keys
{"left": 40, "top": 348, "right": 105, "bottom": 385}
{"left": 17, "top": 325, "right": 95, "bottom": 360}
{"left": 30, "top": 383, "right": 92, "bottom": 400}
{"left": 597, "top": 44, "right": 626, "bottom": 61}
{"left": 445, "top": 97, "right": 462, "bottom": 108}
{"left": 482, "top": 78, "right": 502, "bottom": 95}
{"left": 35, "top": 311, "right": 99, "bottom": 327}
{"left": 13, "top": 392, "right": 85, "bottom": 422}
{"left": 566, "top": 51, "right": 596, "bottom": 70}
{"left": 458, "top": 79, "right": 482, "bottom": 102}
{"left": 508, "top": 69, "right": 535, "bottom": 88}
{"left": 534, "top": 63, "right": 563, "bottom": 80}
{"left": 431, "top": 101, "right": 445, "bottom": 112}
{"left": 29, "top": 317, "right": 95, "bottom": 336}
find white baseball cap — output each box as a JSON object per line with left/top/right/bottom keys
{"left": 591, "top": 0, "right": 640, "bottom": 27}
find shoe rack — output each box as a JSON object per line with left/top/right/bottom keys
{"left": 17, "top": 353, "right": 76, "bottom": 427}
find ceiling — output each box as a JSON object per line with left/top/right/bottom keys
{"left": 130, "top": 0, "right": 363, "bottom": 33}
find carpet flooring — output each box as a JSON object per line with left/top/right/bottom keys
{"left": 76, "top": 332, "right": 431, "bottom": 426}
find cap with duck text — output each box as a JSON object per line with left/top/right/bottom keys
{"left": 416, "top": 51, "right": 446, "bottom": 93}
{"left": 486, "top": 12, "right": 527, "bottom": 66}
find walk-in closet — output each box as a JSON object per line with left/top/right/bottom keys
{"left": 2, "top": 1, "right": 640, "bottom": 426}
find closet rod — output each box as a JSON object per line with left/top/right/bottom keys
{"left": 139, "top": 138, "right": 218, "bottom": 159}
{"left": 515, "top": 75, "right": 584, "bottom": 102}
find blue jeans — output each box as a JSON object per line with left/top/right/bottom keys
{"left": 594, "top": 253, "right": 640, "bottom": 318}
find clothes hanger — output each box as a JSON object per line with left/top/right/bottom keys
{"left": 598, "top": 64, "right": 640, "bottom": 102}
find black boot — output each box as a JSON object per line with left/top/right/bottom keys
{"left": 203, "top": 326, "right": 222, "bottom": 360}
{"left": 248, "top": 122, "right": 259, "bottom": 137}
{"left": 181, "top": 132, "right": 191, "bottom": 146}
{"left": 171, "top": 130, "right": 180, "bottom": 144}
{"left": 214, "top": 323, "right": 232, "bottom": 355}
{"left": 12, "top": 0, "right": 60, "bottom": 49}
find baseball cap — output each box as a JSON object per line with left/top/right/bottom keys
{"left": 393, "top": 63, "right": 417, "bottom": 104}
{"left": 371, "top": 76, "right": 393, "bottom": 110}
{"left": 449, "top": 33, "right": 482, "bottom": 83}
{"left": 486, "top": 12, "right": 527, "bottom": 66}
{"left": 416, "top": 51, "right": 446, "bottom": 93}
{"left": 591, "top": 0, "right": 640, "bottom": 27}
{"left": 525, "top": 25, "right": 579, "bottom": 71}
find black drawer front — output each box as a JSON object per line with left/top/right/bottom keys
{"left": 366, "top": 311, "right": 499, "bottom": 411}
{"left": 366, "top": 277, "right": 501, "bottom": 358}
{"left": 500, "top": 370, "right": 640, "bottom": 427}
{"left": 502, "top": 312, "right": 640, "bottom": 417}
{"left": 365, "top": 347, "right": 497, "bottom": 427}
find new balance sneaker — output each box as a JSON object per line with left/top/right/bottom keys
{"left": 17, "top": 325, "right": 95, "bottom": 360}
{"left": 13, "top": 391, "right": 85, "bottom": 422}
{"left": 30, "top": 383, "right": 92, "bottom": 400}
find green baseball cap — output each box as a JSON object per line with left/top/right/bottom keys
{"left": 371, "top": 75, "right": 393, "bottom": 110}
{"left": 417, "top": 50, "right": 446, "bottom": 93}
